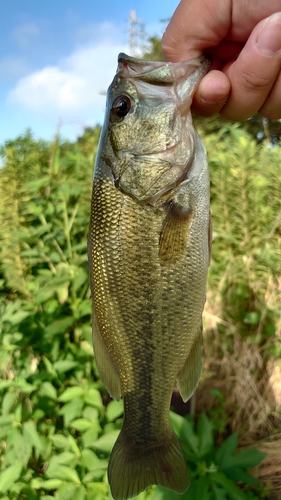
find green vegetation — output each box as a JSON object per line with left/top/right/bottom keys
{"left": 143, "top": 36, "right": 163, "bottom": 61}
{"left": 207, "top": 125, "right": 281, "bottom": 339}
{"left": 152, "top": 412, "right": 268, "bottom": 500}
{"left": 0, "top": 122, "right": 280, "bottom": 498}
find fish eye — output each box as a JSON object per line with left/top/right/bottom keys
{"left": 111, "top": 95, "right": 131, "bottom": 118}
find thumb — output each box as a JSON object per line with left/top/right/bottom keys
{"left": 221, "top": 13, "right": 281, "bottom": 120}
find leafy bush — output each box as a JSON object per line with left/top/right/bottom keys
{"left": 151, "top": 412, "right": 268, "bottom": 500}
{"left": 205, "top": 125, "right": 281, "bottom": 346}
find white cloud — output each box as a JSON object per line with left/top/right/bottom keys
{"left": 8, "top": 26, "right": 128, "bottom": 129}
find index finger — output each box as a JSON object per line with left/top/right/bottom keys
{"left": 162, "top": 0, "right": 231, "bottom": 61}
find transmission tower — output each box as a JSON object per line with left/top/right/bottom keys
{"left": 128, "top": 10, "right": 145, "bottom": 56}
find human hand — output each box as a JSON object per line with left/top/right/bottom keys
{"left": 162, "top": 0, "right": 281, "bottom": 120}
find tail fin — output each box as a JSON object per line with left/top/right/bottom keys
{"left": 108, "top": 429, "right": 190, "bottom": 500}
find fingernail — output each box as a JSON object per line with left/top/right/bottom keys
{"left": 200, "top": 97, "right": 227, "bottom": 106}
{"left": 256, "top": 13, "right": 281, "bottom": 55}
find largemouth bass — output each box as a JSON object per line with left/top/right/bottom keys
{"left": 88, "top": 53, "right": 211, "bottom": 500}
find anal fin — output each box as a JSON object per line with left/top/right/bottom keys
{"left": 177, "top": 327, "right": 203, "bottom": 402}
{"left": 92, "top": 313, "right": 122, "bottom": 400}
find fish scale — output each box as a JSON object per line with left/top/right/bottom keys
{"left": 88, "top": 53, "right": 211, "bottom": 500}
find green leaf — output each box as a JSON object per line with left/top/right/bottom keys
{"left": 183, "top": 479, "right": 197, "bottom": 499}
{"left": 20, "top": 485, "right": 38, "bottom": 500}
{"left": 106, "top": 400, "right": 124, "bottom": 422}
{"left": 0, "top": 461, "right": 22, "bottom": 492}
{"left": 76, "top": 299, "right": 92, "bottom": 319}
{"left": 197, "top": 413, "right": 214, "bottom": 458}
{"left": 53, "top": 360, "right": 78, "bottom": 373}
{"left": 14, "top": 401, "right": 22, "bottom": 422}
{"left": 3, "top": 310, "right": 30, "bottom": 325}
{"left": 39, "top": 381, "right": 57, "bottom": 400}
{"left": 1, "top": 391, "right": 16, "bottom": 415}
{"left": 59, "top": 386, "right": 84, "bottom": 402}
{"left": 45, "top": 464, "right": 81, "bottom": 483}
{"left": 56, "top": 284, "right": 69, "bottom": 304}
{"left": 85, "top": 488, "right": 107, "bottom": 500}
{"left": 42, "top": 355, "right": 54, "bottom": 373}
{"left": 227, "top": 447, "right": 266, "bottom": 469}
{"left": 92, "top": 430, "right": 120, "bottom": 454}
{"left": 50, "top": 142, "right": 60, "bottom": 174}
{"left": 35, "top": 276, "right": 72, "bottom": 305}
{"left": 6, "top": 428, "right": 32, "bottom": 467}
{"left": 215, "top": 433, "right": 239, "bottom": 466}
{"left": 51, "top": 434, "right": 71, "bottom": 450}
{"left": 170, "top": 411, "right": 199, "bottom": 455}
{"left": 150, "top": 486, "right": 181, "bottom": 500}
{"left": 194, "top": 476, "right": 211, "bottom": 500}
{"left": 45, "top": 316, "right": 74, "bottom": 337}
{"left": 47, "top": 452, "right": 78, "bottom": 477}
{"left": 81, "top": 424, "right": 102, "bottom": 448}
{"left": 13, "top": 432, "right": 32, "bottom": 466}
{"left": 0, "top": 415, "right": 14, "bottom": 428}
{"left": 59, "top": 398, "right": 84, "bottom": 426}
{"left": 244, "top": 311, "right": 260, "bottom": 325}
{"left": 212, "top": 485, "right": 227, "bottom": 500}
{"left": 67, "top": 434, "right": 81, "bottom": 456}
{"left": 50, "top": 451, "right": 77, "bottom": 465}
{"left": 24, "top": 177, "right": 50, "bottom": 191}
{"left": 224, "top": 466, "right": 260, "bottom": 487}
{"left": 23, "top": 421, "right": 43, "bottom": 453}
{"left": 35, "top": 287, "right": 57, "bottom": 304}
{"left": 82, "top": 470, "right": 105, "bottom": 482}
{"left": 31, "top": 477, "right": 63, "bottom": 490}
{"left": 212, "top": 472, "right": 248, "bottom": 500}
{"left": 84, "top": 388, "right": 103, "bottom": 410}
{"left": 70, "top": 418, "right": 93, "bottom": 431}
{"left": 72, "top": 269, "right": 88, "bottom": 292}
{"left": 31, "top": 408, "right": 45, "bottom": 421}
{"left": 80, "top": 449, "right": 102, "bottom": 471}
{"left": 16, "top": 380, "right": 37, "bottom": 393}
{"left": 0, "top": 380, "right": 14, "bottom": 391}
{"left": 83, "top": 406, "right": 99, "bottom": 421}
{"left": 56, "top": 484, "right": 87, "bottom": 500}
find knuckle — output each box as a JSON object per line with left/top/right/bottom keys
{"left": 239, "top": 70, "right": 270, "bottom": 94}
{"left": 259, "top": 107, "right": 281, "bottom": 121}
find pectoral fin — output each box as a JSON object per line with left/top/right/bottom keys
{"left": 92, "top": 313, "right": 122, "bottom": 400}
{"left": 159, "top": 201, "right": 192, "bottom": 265}
{"left": 176, "top": 328, "right": 203, "bottom": 402}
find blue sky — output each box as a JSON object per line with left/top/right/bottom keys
{"left": 0, "top": 0, "right": 179, "bottom": 145}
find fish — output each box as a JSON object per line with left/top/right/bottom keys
{"left": 88, "top": 52, "right": 211, "bottom": 500}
